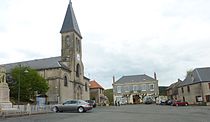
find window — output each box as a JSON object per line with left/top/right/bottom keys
{"left": 142, "top": 84, "right": 146, "bottom": 91}
{"left": 117, "top": 86, "right": 121, "bottom": 93}
{"left": 208, "top": 83, "right": 210, "bottom": 89}
{"left": 64, "top": 76, "right": 68, "bottom": 86}
{"left": 206, "top": 95, "right": 210, "bottom": 102}
{"left": 129, "top": 85, "right": 133, "bottom": 91}
{"left": 146, "top": 84, "right": 150, "bottom": 91}
{"left": 133, "top": 85, "right": 138, "bottom": 91}
{"left": 183, "top": 96, "right": 185, "bottom": 102}
{"left": 181, "top": 87, "right": 184, "bottom": 93}
{"left": 85, "top": 82, "right": 88, "bottom": 92}
{"left": 76, "top": 38, "right": 80, "bottom": 52}
{"left": 124, "top": 86, "right": 129, "bottom": 92}
{"left": 138, "top": 85, "right": 142, "bottom": 91}
{"left": 187, "top": 86, "right": 190, "bottom": 92}
{"left": 63, "top": 101, "right": 71, "bottom": 105}
{"left": 70, "top": 100, "right": 77, "bottom": 104}
{"left": 76, "top": 64, "right": 80, "bottom": 77}
{"left": 149, "top": 84, "right": 154, "bottom": 91}
{"left": 114, "top": 86, "right": 117, "bottom": 93}
{"left": 65, "top": 36, "right": 71, "bottom": 47}
{"left": 196, "top": 96, "right": 202, "bottom": 102}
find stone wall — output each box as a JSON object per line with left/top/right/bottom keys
{"left": 178, "top": 82, "right": 210, "bottom": 105}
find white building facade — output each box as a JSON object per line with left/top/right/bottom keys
{"left": 113, "top": 74, "right": 159, "bottom": 104}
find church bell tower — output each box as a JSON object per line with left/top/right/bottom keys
{"left": 60, "top": 1, "right": 84, "bottom": 99}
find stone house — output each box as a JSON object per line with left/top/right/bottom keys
{"left": 166, "top": 79, "right": 182, "bottom": 100}
{"left": 0, "top": 1, "right": 90, "bottom": 104}
{"left": 89, "top": 80, "right": 107, "bottom": 105}
{"left": 177, "top": 67, "right": 210, "bottom": 105}
{"left": 113, "top": 74, "right": 159, "bottom": 104}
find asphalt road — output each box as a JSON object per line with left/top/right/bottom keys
{"left": 1, "top": 104, "right": 210, "bottom": 122}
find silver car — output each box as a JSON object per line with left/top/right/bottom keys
{"left": 52, "top": 100, "right": 93, "bottom": 113}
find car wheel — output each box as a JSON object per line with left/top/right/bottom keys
{"left": 52, "top": 106, "right": 59, "bottom": 112}
{"left": 78, "top": 107, "right": 84, "bottom": 113}
{"left": 185, "top": 103, "right": 188, "bottom": 106}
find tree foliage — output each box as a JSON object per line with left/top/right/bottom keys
{"left": 104, "top": 89, "right": 113, "bottom": 105}
{"left": 159, "top": 86, "right": 167, "bottom": 96}
{"left": 186, "top": 69, "right": 193, "bottom": 78}
{"left": 9, "top": 66, "right": 49, "bottom": 103}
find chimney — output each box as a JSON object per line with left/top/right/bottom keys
{"left": 112, "top": 76, "right": 115, "bottom": 83}
{"left": 154, "top": 72, "right": 157, "bottom": 80}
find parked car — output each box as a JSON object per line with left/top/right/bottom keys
{"left": 172, "top": 101, "right": 189, "bottom": 106}
{"left": 143, "top": 96, "right": 154, "bottom": 104}
{"left": 52, "top": 100, "right": 93, "bottom": 113}
{"left": 156, "top": 98, "right": 167, "bottom": 105}
{"left": 159, "top": 100, "right": 167, "bottom": 105}
{"left": 85, "top": 100, "right": 96, "bottom": 108}
{"left": 165, "top": 99, "right": 173, "bottom": 105}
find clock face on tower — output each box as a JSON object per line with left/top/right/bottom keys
{"left": 76, "top": 53, "right": 80, "bottom": 61}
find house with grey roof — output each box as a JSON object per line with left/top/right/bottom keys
{"left": 177, "top": 67, "right": 210, "bottom": 105}
{"left": 166, "top": 79, "right": 182, "bottom": 100}
{"left": 112, "top": 74, "right": 159, "bottom": 104}
{"left": 0, "top": 1, "right": 90, "bottom": 104}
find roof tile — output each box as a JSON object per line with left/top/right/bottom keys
{"left": 90, "top": 80, "right": 104, "bottom": 89}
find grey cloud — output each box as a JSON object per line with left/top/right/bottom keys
{"left": 15, "top": 49, "right": 46, "bottom": 60}
{"left": 83, "top": 31, "right": 210, "bottom": 88}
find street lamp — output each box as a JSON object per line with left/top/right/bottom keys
{"left": 18, "top": 64, "right": 28, "bottom": 108}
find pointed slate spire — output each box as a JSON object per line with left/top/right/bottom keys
{"left": 60, "top": 1, "right": 82, "bottom": 38}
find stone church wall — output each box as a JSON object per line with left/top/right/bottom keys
{"left": 82, "top": 78, "right": 90, "bottom": 100}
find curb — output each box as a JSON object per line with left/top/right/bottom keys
{"left": 0, "top": 111, "right": 53, "bottom": 118}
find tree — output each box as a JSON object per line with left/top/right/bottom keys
{"left": 104, "top": 89, "right": 113, "bottom": 105}
{"left": 9, "top": 66, "right": 49, "bottom": 103}
{"left": 186, "top": 69, "right": 193, "bottom": 78}
{"left": 159, "top": 86, "right": 167, "bottom": 96}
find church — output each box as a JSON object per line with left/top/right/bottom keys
{"left": 0, "top": 1, "right": 90, "bottom": 104}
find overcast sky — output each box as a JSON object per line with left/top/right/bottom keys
{"left": 1, "top": 0, "right": 210, "bottom": 89}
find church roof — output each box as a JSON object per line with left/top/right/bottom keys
{"left": 1, "top": 56, "right": 70, "bottom": 73}
{"left": 60, "top": 1, "right": 81, "bottom": 38}
{"left": 89, "top": 80, "right": 104, "bottom": 90}
{"left": 114, "top": 74, "right": 157, "bottom": 84}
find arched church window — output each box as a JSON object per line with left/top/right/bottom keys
{"left": 64, "top": 75, "right": 68, "bottom": 86}
{"left": 76, "top": 64, "right": 80, "bottom": 77}
{"left": 85, "top": 82, "right": 88, "bottom": 91}
{"left": 76, "top": 38, "right": 80, "bottom": 52}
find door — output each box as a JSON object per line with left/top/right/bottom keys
{"left": 69, "top": 100, "right": 78, "bottom": 111}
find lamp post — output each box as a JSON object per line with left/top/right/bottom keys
{"left": 18, "top": 64, "right": 21, "bottom": 108}
{"left": 18, "top": 64, "right": 28, "bottom": 108}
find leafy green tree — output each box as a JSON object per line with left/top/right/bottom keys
{"left": 104, "top": 89, "right": 113, "bottom": 105}
{"left": 159, "top": 86, "right": 167, "bottom": 96}
{"left": 9, "top": 66, "right": 49, "bottom": 103}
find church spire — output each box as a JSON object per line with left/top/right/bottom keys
{"left": 60, "top": 1, "right": 82, "bottom": 38}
